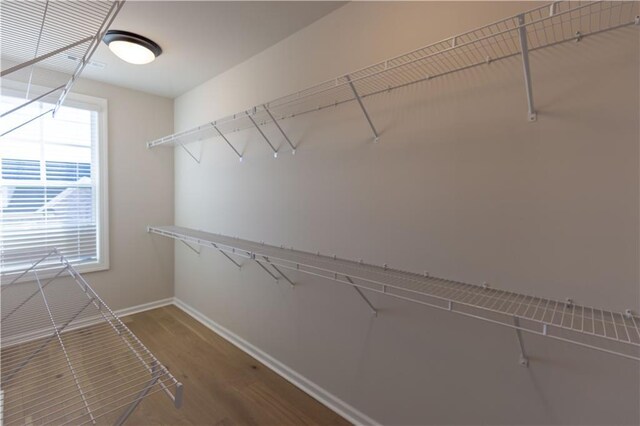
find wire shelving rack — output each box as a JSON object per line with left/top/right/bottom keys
{"left": 148, "top": 225, "right": 640, "bottom": 363}
{"left": 147, "top": 1, "right": 639, "bottom": 160}
{"left": 0, "top": 249, "right": 183, "bottom": 425}
{"left": 0, "top": 0, "right": 124, "bottom": 137}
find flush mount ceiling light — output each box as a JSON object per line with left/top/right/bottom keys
{"left": 103, "top": 30, "right": 162, "bottom": 65}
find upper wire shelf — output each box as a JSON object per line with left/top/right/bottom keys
{"left": 1, "top": 249, "right": 183, "bottom": 425}
{"left": 148, "top": 1, "right": 639, "bottom": 157}
{"left": 149, "top": 225, "right": 640, "bottom": 362}
{"left": 0, "top": 0, "right": 124, "bottom": 137}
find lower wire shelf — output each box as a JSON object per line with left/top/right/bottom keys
{"left": 0, "top": 250, "right": 183, "bottom": 425}
{"left": 149, "top": 225, "right": 640, "bottom": 361}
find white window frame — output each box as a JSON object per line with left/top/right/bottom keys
{"left": 0, "top": 81, "right": 109, "bottom": 282}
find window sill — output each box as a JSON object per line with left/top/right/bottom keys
{"left": 1, "top": 261, "right": 109, "bottom": 286}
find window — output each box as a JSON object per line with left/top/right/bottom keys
{"left": 0, "top": 87, "right": 108, "bottom": 278}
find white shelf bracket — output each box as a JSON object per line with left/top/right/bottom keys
{"left": 213, "top": 124, "right": 243, "bottom": 162}
{"left": 262, "top": 256, "right": 295, "bottom": 287}
{"left": 179, "top": 143, "right": 201, "bottom": 164}
{"left": 517, "top": 14, "right": 537, "bottom": 122}
{"left": 263, "top": 105, "right": 296, "bottom": 154}
{"left": 513, "top": 316, "right": 529, "bottom": 367}
{"left": 346, "top": 75, "right": 380, "bottom": 142}
{"left": 253, "top": 256, "right": 280, "bottom": 281}
{"left": 148, "top": 226, "right": 640, "bottom": 361}
{"left": 179, "top": 239, "right": 201, "bottom": 255}
{"left": 212, "top": 242, "right": 242, "bottom": 268}
{"left": 345, "top": 276, "right": 377, "bottom": 317}
{"left": 247, "top": 113, "right": 279, "bottom": 158}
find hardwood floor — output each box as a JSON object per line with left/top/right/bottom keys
{"left": 122, "top": 305, "right": 350, "bottom": 425}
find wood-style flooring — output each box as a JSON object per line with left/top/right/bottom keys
{"left": 122, "top": 305, "right": 350, "bottom": 425}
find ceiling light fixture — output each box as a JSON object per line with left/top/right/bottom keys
{"left": 103, "top": 30, "right": 162, "bottom": 65}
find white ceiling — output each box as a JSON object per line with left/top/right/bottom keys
{"left": 83, "top": 1, "right": 345, "bottom": 98}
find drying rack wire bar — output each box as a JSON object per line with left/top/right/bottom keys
{"left": 147, "top": 1, "right": 639, "bottom": 151}
{"left": 148, "top": 225, "right": 640, "bottom": 361}
{"left": 0, "top": 249, "right": 183, "bottom": 425}
{"left": 0, "top": 0, "right": 125, "bottom": 137}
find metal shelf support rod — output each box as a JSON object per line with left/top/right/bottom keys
{"left": 247, "top": 114, "right": 278, "bottom": 157}
{"left": 517, "top": 13, "right": 537, "bottom": 122}
{"left": 0, "top": 36, "right": 92, "bottom": 77}
{"left": 513, "top": 316, "right": 529, "bottom": 367}
{"left": 263, "top": 257, "right": 295, "bottom": 288}
{"left": 253, "top": 256, "right": 280, "bottom": 281}
{"left": 214, "top": 125, "right": 243, "bottom": 161}
{"left": 346, "top": 276, "right": 377, "bottom": 316}
{"left": 263, "top": 105, "right": 296, "bottom": 153}
{"left": 212, "top": 242, "right": 243, "bottom": 268}
{"left": 178, "top": 143, "right": 200, "bottom": 163}
{"left": 346, "top": 75, "right": 379, "bottom": 142}
{"left": 180, "top": 239, "right": 201, "bottom": 255}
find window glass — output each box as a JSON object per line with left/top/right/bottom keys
{"left": 0, "top": 92, "right": 106, "bottom": 276}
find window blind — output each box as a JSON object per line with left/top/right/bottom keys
{"left": 1, "top": 94, "right": 100, "bottom": 275}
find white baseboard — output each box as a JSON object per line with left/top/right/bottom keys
{"left": 116, "top": 297, "right": 174, "bottom": 318}
{"left": 172, "top": 297, "right": 379, "bottom": 426}
{"left": 2, "top": 297, "right": 174, "bottom": 348}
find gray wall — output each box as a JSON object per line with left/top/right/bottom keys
{"left": 173, "top": 2, "right": 639, "bottom": 424}
{"left": 73, "top": 78, "right": 175, "bottom": 311}
{"left": 2, "top": 70, "right": 176, "bottom": 311}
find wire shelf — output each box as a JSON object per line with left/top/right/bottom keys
{"left": 147, "top": 1, "right": 640, "bottom": 153}
{"left": 149, "top": 225, "right": 640, "bottom": 362}
{"left": 0, "top": 0, "right": 124, "bottom": 137}
{"left": 0, "top": 250, "right": 183, "bottom": 425}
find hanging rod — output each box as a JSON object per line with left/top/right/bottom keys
{"left": 147, "top": 1, "right": 639, "bottom": 153}
{"left": 148, "top": 225, "right": 640, "bottom": 362}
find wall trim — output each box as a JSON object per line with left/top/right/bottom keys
{"left": 172, "top": 297, "right": 379, "bottom": 426}
{"left": 116, "top": 297, "right": 174, "bottom": 318}
{"left": 2, "top": 297, "right": 174, "bottom": 348}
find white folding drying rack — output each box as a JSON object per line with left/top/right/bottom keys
{"left": 0, "top": 0, "right": 125, "bottom": 137}
{"left": 0, "top": 249, "right": 183, "bottom": 425}
{"left": 149, "top": 225, "right": 640, "bottom": 364}
{"left": 147, "top": 1, "right": 639, "bottom": 161}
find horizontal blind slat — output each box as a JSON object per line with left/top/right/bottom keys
{"left": 1, "top": 95, "right": 100, "bottom": 274}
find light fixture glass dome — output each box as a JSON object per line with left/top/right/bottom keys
{"left": 103, "top": 30, "right": 162, "bottom": 65}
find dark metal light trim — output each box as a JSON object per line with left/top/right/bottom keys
{"left": 103, "top": 30, "right": 162, "bottom": 58}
